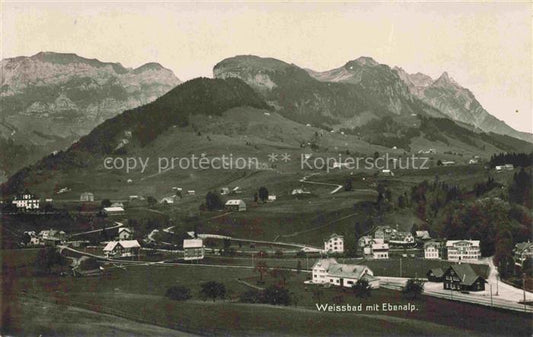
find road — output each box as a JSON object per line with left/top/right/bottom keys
{"left": 379, "top": 275, "right": 533, "bottom": 313}
{"left": 69, "top": 222, "right": 124, "bottom": 238}
{"left": 299, "top": 174, "right": 343, "bottom": 194}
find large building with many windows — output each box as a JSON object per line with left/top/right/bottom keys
{"left": 446, "top": 240, "right": 481, "bottom": 262}
{"left": 324, "top": 233, "right": 344, "bottom": 253}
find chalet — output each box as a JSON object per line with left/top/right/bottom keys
{"left": 80, "top": 192, "right": 94, "bottom": 202}
{"left": 424, "top": 241, "right": 441, "bottom": 259}
{"left": 103, "top": 240, "right": 141, "bottom": 258}
{"left": 183, "top": 239, "right": 205, "bottom": 261}
{"left": 118, "top": 227, "right": 134, "bottom": 240}
{"left": 187, "top": 190, "right": 196, "bottom": 196}
{"left": 225, "top": 199, "right": 246, "bottom": 212}
{"left": 267, "top": 195, "right": 277, "bottom": 202}
{"left": 12, "top": 193, "right": 40, "bottom": 211}
{"left": 427, "top": 268, "right": 445, "bottom": 282}
{"left": 103, "top": 206, "right": 125, "bottom": 216}
{"left": 220, "top": 187, "right": 230, "bottom": 195}
{"left": 443, "top": 264, "right": 486, "bottom": 292}
{"left": 324, "top": 233, "right": 344, "bottom": 254}
{"left": 468, "top": 158, "right": 479, "bottom": 165}
{"left": 513, "top": 241, "right": 533, "bottom": 266}
{"left": 311, "top": 258, "right": 379, "bottom": 288}
{"left": 446, "top": 240, "right": 481, "bottom": 262}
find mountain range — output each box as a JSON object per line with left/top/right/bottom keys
{"left": 0, "top": 52, "right": 180, "bottom": 180}
{"left": 1, "top": 53, "right": 532, "bottom": 197}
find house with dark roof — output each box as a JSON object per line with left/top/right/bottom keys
{"left": 426, "top": 268, "right": 444, "bottom": 282}
{"left": 442, "top": 264, "right": 486, "bottom": 292}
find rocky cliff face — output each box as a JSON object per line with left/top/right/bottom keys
{"left": 0, "top": 52, "right": 181, "bottom": 178}
{"left": 394, "top": 67, "right": 532, "bottom": 142}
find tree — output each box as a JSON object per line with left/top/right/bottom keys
{"left": 258, "top": 186, "right": 269, "bottom": 203}
{"left": 311, "top": 287, "right": 323, "bottom": 302}
{"left": 165, "top": 286, "right": 192, "bottom": 301}
{"left": 254, "top": 261, "right": 269, "bottom": 284}
{"left": 146, "top": 196, "right": 157, "bottom": 206}
{"left": 200, "top": 281, "right": 226, "bottom": 302}
{"left": 263, "top": 285, "right": 291, "bottom": 306}
{"left": 205, "top": 191, "right": 224, "bottom": 211}
{"left": 101, "top": 199, "right": 112, "bottom": 208}
{"left": 402, "top": 279, "right": 424, "bottom": 299}
{"left": 344, "top": 178, "right": 353, "bottom": 191}
{"left": 21, "top": 233, "right": 31, "bottom": 246}
{"left": 352, "top": 278, "right": 372, "bottom": 298}
{"left": 35, "top": 247, "right": 67, "bottom": 274}
{"left": 240, "top": 289, "right": 263, "bottom": 303}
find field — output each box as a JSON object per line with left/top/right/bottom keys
{"left": 2, "top": 249, "right": 531, "bottom": 337}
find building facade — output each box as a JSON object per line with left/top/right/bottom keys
{"left": 443, "top": 264, "right": 486, "bottom": 292}
{"left": 324, "top": 233, "right": 344, "bottom": 254}
{"left": 446, "top": 240, "right": 481, "bottom": 262}
{"left": 183, "top": 239, "right": 205, "bottom": 261}
{"left": 424, "top": 241, "right": 441, "bottom": 259}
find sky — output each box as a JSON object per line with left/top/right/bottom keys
{"left": 2, "top": 1, "right": 532, "bottom": 132}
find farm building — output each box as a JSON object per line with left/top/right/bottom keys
{"left": 225, "top": 199, "right": 246, "bottom": 212}
{"left": 311, "top": 258, "right": 379, "bottom": 288}
{"left": 103, "top": 240, "right": 141, "bottom": 258}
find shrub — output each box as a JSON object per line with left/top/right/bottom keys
{"left": 165, "top": 286, "right": 192, "bottom": 301}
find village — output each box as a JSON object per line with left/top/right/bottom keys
{"left": 6, "top": 176, "right": 533, "bottom": 316}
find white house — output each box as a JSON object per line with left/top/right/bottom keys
{"left": 118, "top": 227, "right": 134, "bottom": 240}
{"left": 446, "top": 240, "right": 481, "bottom": 262}
{"left": 187, "top": 190, "right": 196, "bottom": 196}
{"left": 220, "top": 187, "right": 230, "bottom": 195}
{"left": 267, "top": 195, "right": 277, "bottom": 202}
{"left": 424, "top": 241, "right": 441, "bottom": 259}
{"left": 370, "top": 239, "right": 389, "bottom": 259}
{"left": 12, "top": 193, "right": 40, "bottom": 210}
{"left": 311, "top": 258, "right": 379, "bottom": 288}
{"left": 183, "top": 238, "right": 205, "bottom": 261}
{"left": 103, "top": 240, "right": 141, "bottom": 258}
{"left": 324, "top": 233, "right": 344, "bottom": 254}
{"left": 225, "top": 199, "right": 246, "bottom": 212}
{"left": 80, "top": 192, "right": 94, "bottom": 202}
